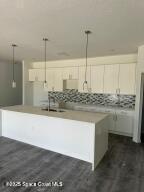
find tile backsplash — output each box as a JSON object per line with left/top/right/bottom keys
{"left": 49, "top": 89, "right": 136, "bottom": 109}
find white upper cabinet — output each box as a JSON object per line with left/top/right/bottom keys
{"left": 54, "top": 68, "right": 63, "bottom": 92}
{"left": 46, "top": 68, "right": 63, "bottom": 92}
{"left": 29, "top": 69, "right": 36, "bottom": 81}
{"left": 62, "top": 67, "right": 78, "bottom": 80}
{"left": 78, "top": 66, "right": 91, "bottom": 93}
{"left": 29, "top": 68, "right": 63, "bottom": 92}
{"left": 29, "top": 69, "right": 45, "bottom": 82}
{"left": 46, "top": 69, "right": 55, "bottom": 91}
{"left": 115, "top": 110, "right": 134, "bottom": 136}
{"left": 91, "top": 65, "right": 104, "bottom": 93}
{"left": 29, "top": 62, "right": 136, "bottom": 95}
{"left": 116, "top": 114, "right": 133, "bottom": 136}
{"left": 104, "top": 64, "right": 119, "bottom": 94}
{"left": 119, "top": 63, "right": 136, "bottom": 94}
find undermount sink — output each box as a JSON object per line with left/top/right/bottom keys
{"left": 42, "top": 108, "right": 65, "bottom": 113}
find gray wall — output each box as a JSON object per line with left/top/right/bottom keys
{"left": 0, "top": 61, "right": 22, "bottom": 106}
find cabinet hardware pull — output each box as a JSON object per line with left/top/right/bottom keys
{"left": 116, "top": 88, "right": 120, "bottom": 94}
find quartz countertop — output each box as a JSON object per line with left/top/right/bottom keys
{"left": 1, "top": 105, "right": 108, "bottom": 124}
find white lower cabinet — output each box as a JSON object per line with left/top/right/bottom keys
{"left": 115, "top": 114, "right": 133, "bottom": 136}
{"left": 83, "top": 106, "right": 134, "bottom": 136}
{"left": 106, "top": 111, "right": 116, "bottom": 132}
{"left": 105, "top": 109, "right": 134, "bottom": 137}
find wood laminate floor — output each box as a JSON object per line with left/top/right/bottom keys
{"left": 0, "top": 134, "right": 144, "bottom": 192}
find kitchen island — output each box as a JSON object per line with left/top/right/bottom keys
{"left": 0, "top": 105, "right": 109, "bottom": 171}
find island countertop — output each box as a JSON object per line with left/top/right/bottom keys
{"left": 1, "top": 105, "right": 108, "bottom": 124}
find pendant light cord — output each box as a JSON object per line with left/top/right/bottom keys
{"left": 13, "top": 45, "right": 15, "bottom": 81}
{"left": 45, "top": 39, "right": 46, "bottom": 83}
{"left": 12, "top": 44, "right": 17, "bottom": 82}
{"left": 83, "top": 30, "right": 91, "bottom": 90}
{"left": 43, "top": 38, "right": 48, "bottom": 83}
{"left": 84, "top": 32, "right": 88, "bottom": 83}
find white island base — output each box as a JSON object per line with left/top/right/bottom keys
{"left": 1, "top": 107, "right": 108, "bottom": 171}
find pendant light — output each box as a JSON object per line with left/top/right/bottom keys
{"left": 12, "top": 44, "right": 17, "bottom": 88}
{"left": 83, "top": 30, "right": 92, "bottom": 91}
{"left": 43, "top": 38, "right": 48, "bottom": 91}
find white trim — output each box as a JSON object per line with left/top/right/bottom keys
{"left": 31, "top": 54, "right": 137, "bottom": 68}
{"left": 22, "top": 60, "right": 25, "bottom": 105}
{"left": 133, "top": 73, "right": 144, "bottom": 143}
{"left": 133, "top": 45, "right": 144, "bottom": 143}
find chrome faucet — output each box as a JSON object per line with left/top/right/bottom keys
{"left": 48, "top": 95, "right": 55, "bottom": 111}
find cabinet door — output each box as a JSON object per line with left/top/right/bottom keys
{"left": 91, "top": 65, "right": 104, "bottom": 93}
{"left": 119, "top": 63, "right": 136, "bottom": 94}
{"left": 108, "top": 114, "right": 116, "bottom": 132}
{"left": 116, "top": 114, "right": 133, "bottom": 136}
{"left": 104, "top": 64, "right": 119, "bottom": 94}
{"left": 29, "top": 69, "right": 38, "bottom": 81}
{"left": 38, "top": 69, "right": 45, "bottom": 81}
{"left": 46, "top": 69, "right": 54, "bottom": 91}
{"left": 70, "top": 67, "right": 78, "bottom": 79}
{"left": 54, "top": 68, "right": 63, "bottom": 92}
{"left": 29, "top": 69, "right": 36, "bottom": 81}
{"left": 78, "top": 66, "right": 91, "bottom": 93}
{"left": 62, "top": 68, "right": 69, "bottom": 79}
{"left": 29, "top": 69, "right": 45, "bottom": 82}
{"left": 62, "top": 67, "right": 78, "bottom": 79}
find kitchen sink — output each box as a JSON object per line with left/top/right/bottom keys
{"left": 42, "top": 108, "right": 65, "bottom": 112}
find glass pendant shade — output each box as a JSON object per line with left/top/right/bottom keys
{"left": 43, "top": 81, "right": 48, "bottom": 91}
{"left": 83, "top": 30, "right": 92, "bottom": 91}
{"left": 12, "top": 44, "right": 17, "bottom": 88}
{"left": 43, "top": 38, "right": 48, "bottom": 91}
{"left": 12, "top": 80, "right": 16, "bottom": 88}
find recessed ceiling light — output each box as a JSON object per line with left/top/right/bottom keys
{"left": 57, "top": 52, "right": 70, "bottom": 56}
{"left": 110, "top": 49, "right": 115, "bottom": 52}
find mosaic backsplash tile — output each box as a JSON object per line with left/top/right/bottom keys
{"left": 49, "top": 89, "right": 136, "bottom": 109}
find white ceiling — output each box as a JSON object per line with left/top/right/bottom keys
{"left": 0, "top": 0, "right": 144, "bottom": 62}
